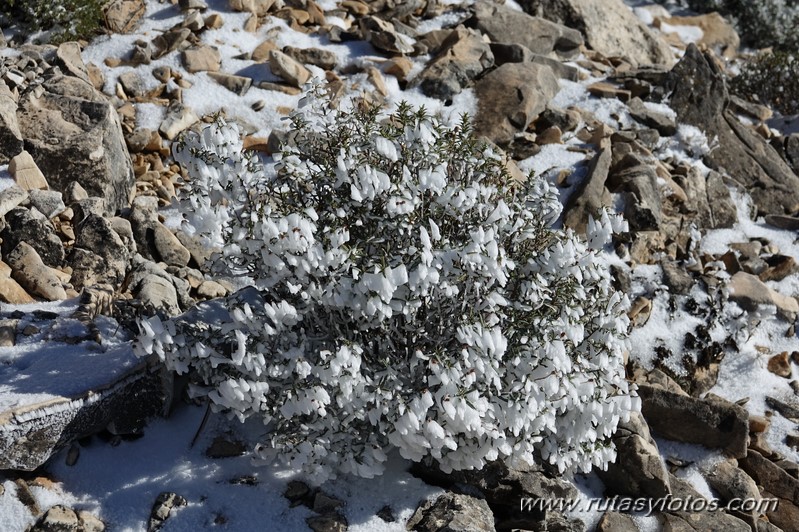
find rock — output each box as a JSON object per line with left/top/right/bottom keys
{"left": 638, "top": 384, "right": 749, "bottom": 458}
{"left": 207, "top": 72, "right": 252, "bottom": 96}
{"left": 563, "top": 143, "right": 611, "bottom": 233}
{"left": 360, "top": 16, "right": 415, "bottom": 54}
{"left": 0, "top": 80, "right": 23, "bottom": 164}
{"left": 9, "top": 150, "right": 48, "bottom": 190}
{"left": 28, "top": 189, "right": 66, "bottom": 219}
{"left": 56, "top": 42, "right": 90, "bottom": 84}
{"left": 473, "top": 62, "right": 559, "bottom": 146}
{"left": 663, "top": 474, "right": 751, "bottom": 531}
{"left": 471, "top": 1, "right": 583, "bottom": 58}
{"left": 407, "top": 493, "right": 496, "bottom": 532}
{"left": 0, "top": 183, "right": 29, "bottom": 218}
{"left": 175, "top": 231, "right": 218, "bottom": 268}
{"left": 598, "top": 411, "right": 670, "bottom": 498}
{"left": 153, "top": 224, "right": 191, "bottom": 267}
{"left": 229, "top": 0, "right": 275, "bottom": 16}
{"left": 759, "top": 488, "right": 799, "bottom": 532}
{"left": 64, "top": 181, "right": 90, "bottom": 204}
{"left": 765, "top": 396, "right": 799, "bottom": 422}
{"left": 205, "top": 436, "right": 246, "bottom": 458}
{"left": 627, "top": 97, "right": 677, "bottom": 136}
{"left": 180, "top": 0, "right": 208, "bottom": 10}
{"left": 740, "top": 449, "right": 799, "bottom": 507}
{"left": 705, "top": 171, "right": 737, "bottom": 228}
{"left": 104, "top": 0, "right": 147, "bottom": 33}
{"left": 251, "top": 40, "right": 278, "bottom": 62}
{"left": 702, "top": 459, "right": 761, "bottom": 522}
{"left": 268, "top": 50, "right": 311, "bottom": 88}
{"left": 125, "top": 258, "right": 183, "bottom": 316}
{"left": 6, "top": 242, "right": 67, "bottom": 301}
{"left": 0, "top": 261, "right": 35, "bottom": 304}
{"left": 588, "top": 81, "right": 632, "bottom": 102}
{"left": 159, "top": 101, "right": 199, "bottom": 140}
{"left": 608, "top": 165, "right": 662, "bottom": 231}
{"left": 519, "top": 0, "right": 674, "bottom": 66}
{"left": 70, "top": 214, "right": 130, "bottom": 289}
{"left": 596, "top": 512, "right": 638, "bottom": 532}
{"left": 282, "top": 46, "right": 338, "bottom": 70}
{"left": 768, "top": 352, "right": 793, "bottom": 378}
{"left": 306, "top": 513, "right": 348, "bottom": 532}
{"left": 183, "top": 45, "right": 222, "bottom": 73}
{"left": 760, "top": 255, "right": 799, "bottom": 283}
{"left": 728, "top": 271, "right": 799, "bottom": 321}
{"left": 764, "top": 214, "right": 799, "bottom": 231}
{"left": 17, "top": 76, "right": 135, "bottom": 215}
{"left": 148, "top": 492, "right": 188, "bottom": 532}
{"left": 666, "top": 45, "right": 799, "bottom": 216}
{"left": 1, "top": 207, "right": 65, "bottom": 268}
{"left": 413, "top": 26, "right": 493, "bottom": 101}
{"left": 197, "top": 280, "right": 228, "bottom": 299}
{"left": 30, "top": 505, "right": 81, "bottom": 532}
{"left": 661, "top": 260, "right": 693, "bottom": 295}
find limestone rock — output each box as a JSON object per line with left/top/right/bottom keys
{"left": 627, "top": 97, "right": 677, "bottom": 136}
{"left": 518, "top": 0, "right": 674, "bottom": 66}
{"left": 598, "top": 411, "right": 671, "bottom": 498}
{"left": 153, "top": 225, "right": 191, "bottom": 267}
{"left": 104, "top": 0, "right": 147, "bottom": 33}
{"left": 282, "top": 46, "right": 338, "bottom": 71}
{"left": 0, "top": 183, "right": 29, "bottom": 218}
{"left": 55, "top": 42, "right": 90, "bottom": 84}
{"left": 413, "top": 26, "right": 493, "bottom": 101}
{"left": 6, "top": 242, "right": 67, "bottom": 301}
{"left": 183, "top": 45, "right": 222, "bottom": 73}
{"left": 473, "top": 62, "right": 559, "bottom": 146}
{"left": 148, "top": 492, "right": 188, "bottom": 532}
{"left": 207, "top": 72, "right": 252, "bottom": 96}
{"left": 663, "top": 474, "right": 751, "bottom": 531}
{"left": 596, "top": 512, "right": 639, "bottom": 532}
{"left": 9, "top": 150, "right": 48, "bottom": 191}
{"left": 472, "top": 1, "right": 583, "bottom": 58}
{"left": 728, "top": 271, "right": 799, "bottom": 321}
{"left": 702, "top": 459, "right": 761, "bottom": 522}
{"left": 407, "top": 493, "right": 496, "bottom": 532}
{"left": 1, "top": 207, "right": 65, "bottom": 268}
{"left": 0, "top": 79, "right": 23, "bottom": 164}
{"left": 638, "top": 385, "right": 749, "bottom": 458}
{"left": 159, "top": 101, "right": 199, "bottom": 140}
{"left": 563, "top": 143, "right": 611, "bottom": 233}
{"left": 666, "top": 45, "right": 799, "bottom": 216}
{"left": 360, "top": 16, "right": 415, "bottom": 55}
{"left": 268, "top": 50, "right": 311, "bottom": 88}
{"left": 17, "top": 76, "right": 135, "bottom": 214}
{"left": 28, "top": 190, "right": 66, "bottom": 219}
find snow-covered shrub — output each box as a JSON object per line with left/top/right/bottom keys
{"left": 732, "top": 51, "right": 799, "bottom": 116}
{"left": 135, "top": 82, "right": 638, "bottom": 484}
{"left": 1, "top": 0, "right": 106, "bottom": 44}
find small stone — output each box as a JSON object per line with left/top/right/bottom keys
{"left": 78, "top": 511, "right": 106, "bottom": 532}
{"left": 66, "top": 443, "right": 80, "bottom": 466}
{"left": 179, "top": 0, "right": 208, "bottom": 10}
{"left": 313, "top": 492, "right": 344, "bottom": 514}
{"left": 0, "top": 183, "right": 29, "bottom": 218}
{"left": 768, "top": 352, "right": 793, "bottom": 378}
{"left": 728, "top": 271, "right": 799, "bottom": 321}
{"left": 197, "top": 280, "right": 228, "bottom": 299}
{"left": 205, "top": 436, "right": 246, "bottom": 458}
{"left": 284, "top": 480, "right": 311, "bottom": 506}
{"left": 207, "top": 72, "right": 252, "bottom": 95}
{"left": 306, "top": 513, "right": 348, "bottom": 532}
{"left": 268, "top": 50, "right": 311, "bottom": 88}
{"left": 28, "top": 189, "right": 66, "bottom": 219}
{"left": 153, "top": 224, "right": 191, "bottom": 267}
{"left": 205, "top": 13, "right": 224, "bottom": 29}
{"left": 588, "top": 81, "right": 631, "bottom": 102}
{"left": 160, "top": 102, "right": 199, "bottom": 140}
{"left": 251, "top": 40, "right": 278, "bottom": 62}
{"left": 7, "top": 242, "right": 67, "bottom": 301}
{"left": 148, "top": 492, "right": 188, "bottom": 532}
{"left": 383, "top": 57, "right": 413, "bottom": 83}
{"left": 366, "top": 66, "right": 388, "bottom": 97}
{"left": 256, "top": 81, "right": 302, "bottom": 95}
{"left": 749, "top": 415, "right": 770, "bottom": 433}
{"left": 119, "top": 71, "right": 148, "bottom": 98}
{"left": 183, "top": 45, "right": 221, "bottom": 73}
{"left": 536, "top": 125, "right": 562, "bottom": 145}
{"left": 376, "top": 505, "right": 395, "bottom": 522}
{"left": 9, "top": 150, "right": 48, "bottom": 190}
{"left": 0, "top": 319, "right": 17, "bottom": 347}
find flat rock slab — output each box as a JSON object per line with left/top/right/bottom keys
{"left": 0, "top": 311, "right": 166, "bottom": 470}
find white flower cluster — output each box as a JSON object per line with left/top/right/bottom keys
{"left": 136, "top": 83, "right": 638, "bottom": 484}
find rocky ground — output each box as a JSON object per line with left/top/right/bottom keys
{"left": 2, "top": 0, "right": 799, "bottom": 530}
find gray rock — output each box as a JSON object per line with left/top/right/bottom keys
{"left": 360, "top": 16, "right": 415, "bottom": 54}
{"left": 413, "top": 26, "right": 494, "bottom": 101}
{"left": 563, "top": 143, "right": 611, "bottom": 233}
{"left": 104, "top": 0, "right": 147, "bottom": 34}
{"left": 598, "top": 411, "right": 670, "bottom": 498}
{"left": 306, "top": 513, "right": 348, "bottom": 532}
{"left": 9, "top": 149, "right": 48, "bottom": 191}
{"left": 148, "top": 492, "right": 187, "bottom": 532}
{"left": 473, "top": 62, "right": 559, "bottom": 146}
{"left": 628, "top": 97, "right": 677, "bottom": 136}
{"left": 661, "top": 260, "right": 693, "bottom": 295}
{"left": 702, "top": 459, "right": 761, "bottom": 524}
{"left": 662, "top": 474, "right": 751, "bottom": 531}
{"left": 72, "top": 197, "right": 107, "bottom": 226}
{"left": 64, "top": 181, "right": 90, "bottom": 204}
{"left": 28, "top": 189, "right": 66, "bottom": 219}
{"left": 609, "top": 165, "right": 662, "bottom": 231}
{"left": 0, "top": 183, "right": 29, "bottom": 218}
{"left": 597, "top": 512, "right": 639, "bottom": 531}
{"left": 705, "top": 171, "right": 737, "bottom": 228}
{"left": 182, "top": 45, "right": 221, "bottom": 73}
{"left": 638, "top": 385, "right": 749, "bottom": 458}
{"left": 785, "top": 133, "right": 799, "bottom": 175}
{"left": 518, "top": 0, "right": 673, "bottom": 66}
{"left": 407, "top": 493, "right": 496, "bottom": 532}
{"left": 472, "top": 1, "right": 583, "bottom": 58}
{"left": 152, "top": 224, "right": 191, "bottom": 267}
{"left": 55, "top": 42, "right": 90, "bottom": 84}
{"left": 125, "top": 257, "right": 183, "bottom": 316}
{"left": 71, "top": 213, "right": 130, "bottom": 288}
{"left": 1, "top": 207, "right": 65, "bottom": 267}
{"left": 0, "top": 79, "right": 23, "bottom": 164}
{"left": 30, "top": 505, "right": 79, "bottom": 532}
{"left": 282, "top": 46, "right": 338, "bottom": 71}
{"left": 16, "top": 75, "right": 135, "bottom": 214}
{"left": 666, "top": 45, "right": 799, "bottom": 216}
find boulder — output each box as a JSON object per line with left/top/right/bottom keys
{"left": 471, "top": 1, "right": 583, "bottom": 58}
{"left": 473, "top": 62, "right": 559, "bottom": 146}
{"left": 518, "top": 0, "right": 674, "bottom": 66}
{"left": 728, "top": 271, "right": 799, "bottom": 321}
{"left": 268, "top": 50, "right": 311, "bottom": 88}
{"left": 0, "top": 80, "right": 23, "bottom": 164}
{"left": 182, "top": 45, "right": 222, "bottom": 73}
{"left": 104, "top": 0, "right": 147, "bottom": 33}
{"left": 702, "top": 459, "right": 761, "bottom": 524}
{"left": 665, "top": 45, "right": 799, "bottom": 216}
{"left": 638, "top": 385, "right": 749, "bottom": 458}
{"left": 6, "top": 241, "right": 67, "bottom": 301}
{"left": 70, "top": 213, "right": 131, "bottom": 289}
{"left": 563, "top": 142, "right": 611, "bottom": 233}
{"left": 413, "top": 26, "right": 494, "bottom": 101}
{"left": 608, "top": 165, "right": 662, "bottom": 231}
{"left": 598, "top": 411, "right": 671, "bottom": 498}
{"left": 8, "top": 149, "right": 48, "bottom": 191}
{"left": 661, "top": 474, "right": 751, "bottom": 531}
{"left": 407, "top": 493, "right": 496, "bottom": 532}
{"left": 16, "top": 76, "right": 135, "bottom": 214}
{"left": 1, "top": 207, "right": 65, "bottom": 268}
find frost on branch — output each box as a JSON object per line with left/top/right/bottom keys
{"left": 135, "top": 82, "right": 639, "bottom": 484}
